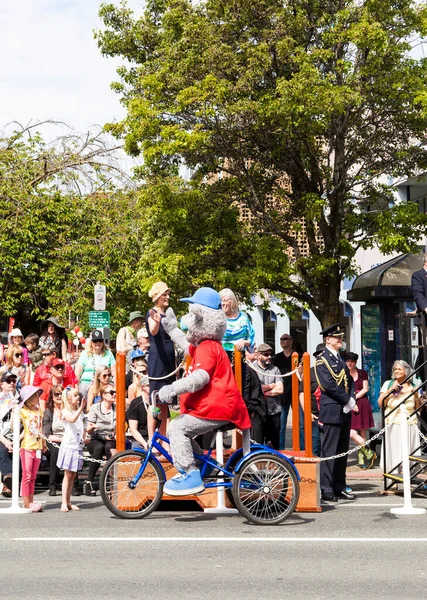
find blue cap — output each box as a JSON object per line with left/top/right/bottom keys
{"left": 180, "top": 287, "right": 222, "bottom": 310}
{"left": 130, "top": 348, "right": 145, "bottom": 361}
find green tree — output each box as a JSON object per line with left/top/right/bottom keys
{"left": 96, "top": 0, "right": 427, "bottom": 325}
{"left": 0, "top": 122, "right": 141, "bottom": 331}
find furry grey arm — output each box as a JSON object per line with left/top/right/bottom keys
{"left": 162, "top": 307, "right": 190, "bottom": 355}
{"left": 158, "top": 369, "right": 210, "bottom": 403}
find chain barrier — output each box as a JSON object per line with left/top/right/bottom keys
{"left": 244, "top": 359, "right": 299, "bottom": 379}
{"left": 127, "top": 361, "right": 185, "bottom": 382}
{"left": 39, "top": 423, "right": 392, "bottom": 468}
{"left": 237, "top": 424, "right": 389, "bottom": 462}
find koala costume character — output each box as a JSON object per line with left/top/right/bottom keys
{"left": 158, "top": 287, "right": 252, "bottom": 496}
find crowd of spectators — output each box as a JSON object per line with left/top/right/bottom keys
{"left": 0, "top": 282, "right": 416, "bottom": 512}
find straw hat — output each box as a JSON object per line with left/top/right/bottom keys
{"left": 148, "top": 282, "right": 169, "bottom": 303}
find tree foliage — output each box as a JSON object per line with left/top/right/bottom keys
{"left": 96, "top": 0, "right": 427, "bottom": 325}
{"left": 0, "top": 122, "right": 141, "bottom": 331}
{"left": 1, "top": 123, "right": 281, "bottom": 332}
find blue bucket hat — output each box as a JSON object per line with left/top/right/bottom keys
{"left": 180, "top": 287, "right": 221, "bottom": 310}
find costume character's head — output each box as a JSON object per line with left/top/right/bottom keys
{"left": 180, "top": 287, "right": 226, "bottom": 346}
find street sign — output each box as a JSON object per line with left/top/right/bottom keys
{"left": 94, "top": 283, "right": 106, "bottom": 311}
{"left": 89, "top": 311, "right": 110, "bottom": 329}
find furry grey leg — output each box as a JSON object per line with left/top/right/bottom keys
{"left": 168, "top": 415, "right": 230, "bottom": 473}
{"left": 242, "top": 429, "right": 251, "bottom": 456}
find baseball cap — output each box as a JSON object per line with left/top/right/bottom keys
{"left": 1, "top": 371, "right": 17, "bottom": 383}
{"left": 257, "top": 343, "right": 273, "bottom": 353}
{"left": 52, "top": 358, "right": 65, "bottom": 367}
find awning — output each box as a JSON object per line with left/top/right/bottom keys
{"left": 347, "top": 250, "right": 424, "bottom": 302}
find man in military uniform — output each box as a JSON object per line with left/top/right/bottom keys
{"left": 314, "top": 324, "right": 356, "bottom": 502}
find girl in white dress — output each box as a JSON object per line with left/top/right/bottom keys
{"left": 57, "top": 388, "right": 86, "bottom": 512}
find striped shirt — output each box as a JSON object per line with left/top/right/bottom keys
{"left": 222, "top": 312, "right": 255, "bottom": 353}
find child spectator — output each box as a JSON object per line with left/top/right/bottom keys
{"left": 19, "top": 385, "right": 46, "bottom": 512}
{"left": 57, "top": 387, "right": 86, "bottom": 512}
{"left": 25, "top": 334, "right": 44, "bottom": 373}
{"left": 42, "top": 384, "right": 64, "bottom": 496}
{"left": 8, "top": 328, "right": 30, "bottom": 365}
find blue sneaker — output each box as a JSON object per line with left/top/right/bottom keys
{"left": 346, "top": 486, "right": 352, "bottom": 493}
{"left": 163, "top": 469, "right": 205, "bottom": 496}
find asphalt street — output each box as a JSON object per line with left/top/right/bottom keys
{"left": 1, "top": 480, "right": 427, "bottom": 600}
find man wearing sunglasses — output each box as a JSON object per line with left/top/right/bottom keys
{"left": 39, "top": 358, "right": 77, "bottom": 409}
{"left": 273, "top": 334, "right": 304, "bottom": 451}
{"left": 34, "top": 345, "right": 78, "bottom": 389}
{"left": 253, "top": 343, "right": 284, "bottom": 449}
{"left": 0, "top": 372, "right": 18, "bottom": 497}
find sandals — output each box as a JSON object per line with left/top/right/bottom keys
{"left": 60, "top": 504, "right": 80, "bottom": 512}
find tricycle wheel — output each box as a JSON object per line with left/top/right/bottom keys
{"left": 232, "top": 453, "right": 299, "bottom": 525}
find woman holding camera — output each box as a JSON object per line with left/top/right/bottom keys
{"left": 84, "top": 384, "right": 117, "bottom": 496}
{"left": 378, "top": 360, "right": 421, "bottom": 474}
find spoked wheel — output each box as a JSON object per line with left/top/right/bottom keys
{"left": 100, "top": 450, "right": 164, "bottom": 519}
{"left": 232, "top": 453, "right": 299, "bottom": 525}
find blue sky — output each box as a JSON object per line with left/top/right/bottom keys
{"left": 0, "top": 0, "right": 143, "bottom": 135}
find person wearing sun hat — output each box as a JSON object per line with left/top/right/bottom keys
{"left": 145, "top": 281, "right": 174, "bottom": 442}
{"left": 116, "top": 311, "right": 145, "bottom": 353}
{"left": 19, "top": 385, "right": 45, "bottom": 512}
{"left": 39, "top": 317, "right": 68, "bottom": 360}
{"left": 8, "top": 327, "right": 30, "bottom": 365}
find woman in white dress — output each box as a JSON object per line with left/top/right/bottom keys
{"left": 378, "top": 360, "right": 421, "bottom": 474}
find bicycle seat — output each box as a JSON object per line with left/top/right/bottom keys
{"left": 215, "top": 422, "right": 236, "bottom": 433}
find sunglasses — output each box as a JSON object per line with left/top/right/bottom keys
{"left": 105, "top": 390, "right": 116, "bottom": 396}
{"left": 14, "top": 353, "right": 23, "bottom": 358}
{"left": 53, "top": 392, "right": 62, "bottom": 396}
{"left": 42, "top": 353, "right": 52, "bottom": 357}
{"left": 53, "top": 365, "right": 65, "bottom": 370}
{"left": 100, "top": 373, "right": 111, "bottom": 377}
{"left": 281, "top": 337, "right": 292, "bottom": 341}
{"left": 5, "top": 378, "right": 16, "bottom": 384}
{"left": 259, "top": 352, "right": 272, "bottom": 357}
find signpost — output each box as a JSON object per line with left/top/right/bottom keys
{"left": 89, "top": 311, "right": 110, "bottom": 329}
{"left": 94, "top": 282, "right": 106, "bottom": 311}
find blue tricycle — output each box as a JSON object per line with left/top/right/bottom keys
{"left": 100, "top": 395, "right": 300, "bottom": 525}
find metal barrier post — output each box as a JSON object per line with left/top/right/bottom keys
{"left": 204, "top": 431, "right": 238, "bottom": 515}
{"left": 302, "top": 352, "right": 313, "bottom": 457}
{"left": 291, "top": 351, "right": 300, "bottom": 451}
{"left": 115, "top": 351, "right": 126, "bottom": 452}
{"left": 231, "top": 348, "right": 243, "bottom": 450}
{"left": 390, "top": 404, "right": 426, "bottom": 515}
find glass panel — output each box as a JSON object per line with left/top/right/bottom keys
{"left": 361, "top": 305, "right": 381, "bottom": 412}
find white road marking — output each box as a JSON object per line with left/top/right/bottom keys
{"left": 12, "top": 537, "right": 427, "bottom": 542}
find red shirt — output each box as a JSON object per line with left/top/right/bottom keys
{"left": 34, "top": 363, "right": 78, "bottom": 387}
{"left": 180, "top": 340, "right": 251, "bottom": 430}
{"left": 39, "top": 373, "right": 77, "bottom": 401}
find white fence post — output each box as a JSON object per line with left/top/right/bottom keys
{"left": 204, "top": 431, "right": 238, "bottom": 515}
{"left": 390, "top": 404, "right": 426, "bottom": 516}
{"left": 0, "top": 405, "right": 32, "bottom": 515}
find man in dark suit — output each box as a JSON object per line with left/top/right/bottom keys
{"left": 411, "top": 254, "right": 427, "bottom": 315}
{"left": 314, "top": 324, "right": 356, "bottom": 502}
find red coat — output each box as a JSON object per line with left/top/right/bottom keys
{"left": 180, "top": 340, "right": 251, "bottom": 430}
